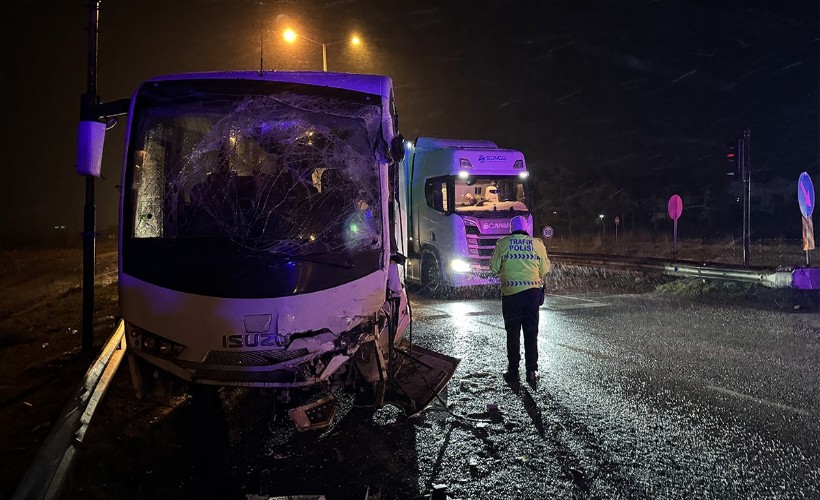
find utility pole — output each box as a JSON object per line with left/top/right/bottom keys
{"left": 81, "top": 0, "right": 102, "bottom": 355}
{"left": 740, "top": 129, "right": 751, "bottom": 266}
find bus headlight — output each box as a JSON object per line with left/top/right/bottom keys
{"left": 450, "top": 259, "right": 471, "bottom": 273}
{"left": 159, "top": 341, "right": 174, "bottom": 356}
{"left": 142, "top": 336, "right": 157, "bottom": 350}
{"left": 127, "top": 323, "right": 185, "bottom": 359}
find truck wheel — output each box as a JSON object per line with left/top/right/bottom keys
{"left": 422, "top": 254, "right": 449, "bottom": 298}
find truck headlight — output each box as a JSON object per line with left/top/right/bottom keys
{"left": 450, "top": 259, "right": 471, "bottom": 273}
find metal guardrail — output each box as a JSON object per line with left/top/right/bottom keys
{"left": 550, "top": 252, "right": 796, "bottom": 289}
{"left": 13, "top": 321, "right": 127, "bottom": 500}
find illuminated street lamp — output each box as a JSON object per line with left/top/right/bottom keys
{"left": 283, "top": 28, "right": 361, "bottom": 72}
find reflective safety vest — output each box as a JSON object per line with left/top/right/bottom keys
{"left": 490, "top": 234, "right": 551, "bottom": 296}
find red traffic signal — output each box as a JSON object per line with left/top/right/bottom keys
{"left": 726, "top": 142, "right": 739, "bottom": 176}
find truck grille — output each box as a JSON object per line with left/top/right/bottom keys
{"left": 465, "top": 232, "right": 504, "bottom": 268}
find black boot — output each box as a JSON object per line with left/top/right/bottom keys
{"left": 526, "top": 370, "right": 538, "bottom": 388}
{"left": 503, "top": 365, "right": 519, "bottom": 384}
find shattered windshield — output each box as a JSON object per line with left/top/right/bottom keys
{"left": 454, "top": 176, "right": 529, "bottom": 215}
{"left": 126, "top": 80, "right": 384, "bottom": 256}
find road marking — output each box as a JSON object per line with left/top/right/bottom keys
{"left": 706, "top": 385, "right": 812, "bottom": 416}
{"left": 554, "top": 342, "right": 613, "bottom": 360}
{"left": 546, "top": 293, "right": 605, "bottom": 303}
{"left": 544, "top": 302, "right": 610, "bottom": 311}
{"left": 543, "top": 294, "right": 610, "bottom": 311}
{"left": 473, "top": 319, "right": 505, "bottom": 331}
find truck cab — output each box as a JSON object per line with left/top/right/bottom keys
{"left": 402, "top": 137, "right": 532, "bottom": 294}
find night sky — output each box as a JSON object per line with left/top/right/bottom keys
{"left": 1, "top": 0, "right": 817, "bottom": 243}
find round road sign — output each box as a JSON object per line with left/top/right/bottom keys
{"left": 667, "top": 195, "right": 683, "bottom": 220}
{"left": 542, "top": 225, "right": 554, "bottom": 238}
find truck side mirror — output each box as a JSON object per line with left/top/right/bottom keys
{"left": 76, "top": 120, "right": 106, "bottom": 177}
{"left": 390, "top": 135, "right": 405, "bottom": 164}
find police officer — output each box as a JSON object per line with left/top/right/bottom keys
{"left": 490, "top": 216, "right": 551, "bottom": 387}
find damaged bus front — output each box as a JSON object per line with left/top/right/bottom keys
{"left": 81, "top": 72, "right": 457, "bottom": 429}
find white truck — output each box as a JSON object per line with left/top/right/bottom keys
{"left": 401, "top": 137, "right": 533, "bottom": 294}
{"left": 77, "top": 72, "right": 458, "bottom": 430}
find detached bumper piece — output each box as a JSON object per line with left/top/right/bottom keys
{"left": 386, "top": 339, "right": 460, "bottom": 417}
{"left": 289, "top": 394, "right": 338, "bottom": 431}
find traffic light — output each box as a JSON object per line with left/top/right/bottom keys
{"left": 726, "top": 141, "right": 739, "bottom": 176}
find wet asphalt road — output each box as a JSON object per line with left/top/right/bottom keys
{"left": 66, "top": 287, "right": 820, "bottom": 499}
{"left": 401, "top": 290, "right": 820, "bottom": 499}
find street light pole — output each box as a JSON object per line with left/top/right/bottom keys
{"left": 284, "top": 29, "right": 359, "bottom": 72}
{"left": 81, "top": 0, "right": 101, "bottom": 355}
{"left": 298, "top": 34, "right": 327, "bottom": 72}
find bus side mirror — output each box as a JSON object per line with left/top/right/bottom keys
{"left": 390, "top": 135, "right": 405, "bottom": 164}
{"left": 76, "top": 120, "right": 106, "bottom": 177}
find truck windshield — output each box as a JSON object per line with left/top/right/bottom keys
{"left": 121, "top": 79, "right": 386, "bottom": 298}
{"left": 454, "top": 176, "right": 529, "bottom": 215}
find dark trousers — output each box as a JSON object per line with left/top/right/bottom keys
{"left": 501, "top": 287, "right": 541, "bottom": 372}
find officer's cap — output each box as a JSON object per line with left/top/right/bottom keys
{"left": 510, "top": 216, "right": 530, "bottom": 235}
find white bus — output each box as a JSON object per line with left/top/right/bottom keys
{"left": 78, "top": 72, "right": 457, "bottom": 429}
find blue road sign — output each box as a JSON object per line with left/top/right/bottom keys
{"left": 798, "top": 172, "right": 814, "bottom": 218}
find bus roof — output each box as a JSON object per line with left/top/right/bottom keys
{"left": 142, "top": 71, "right": 394, "bottom": 99}
{"left": 415, "top": 137, "right": 498, "bottom": 150}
